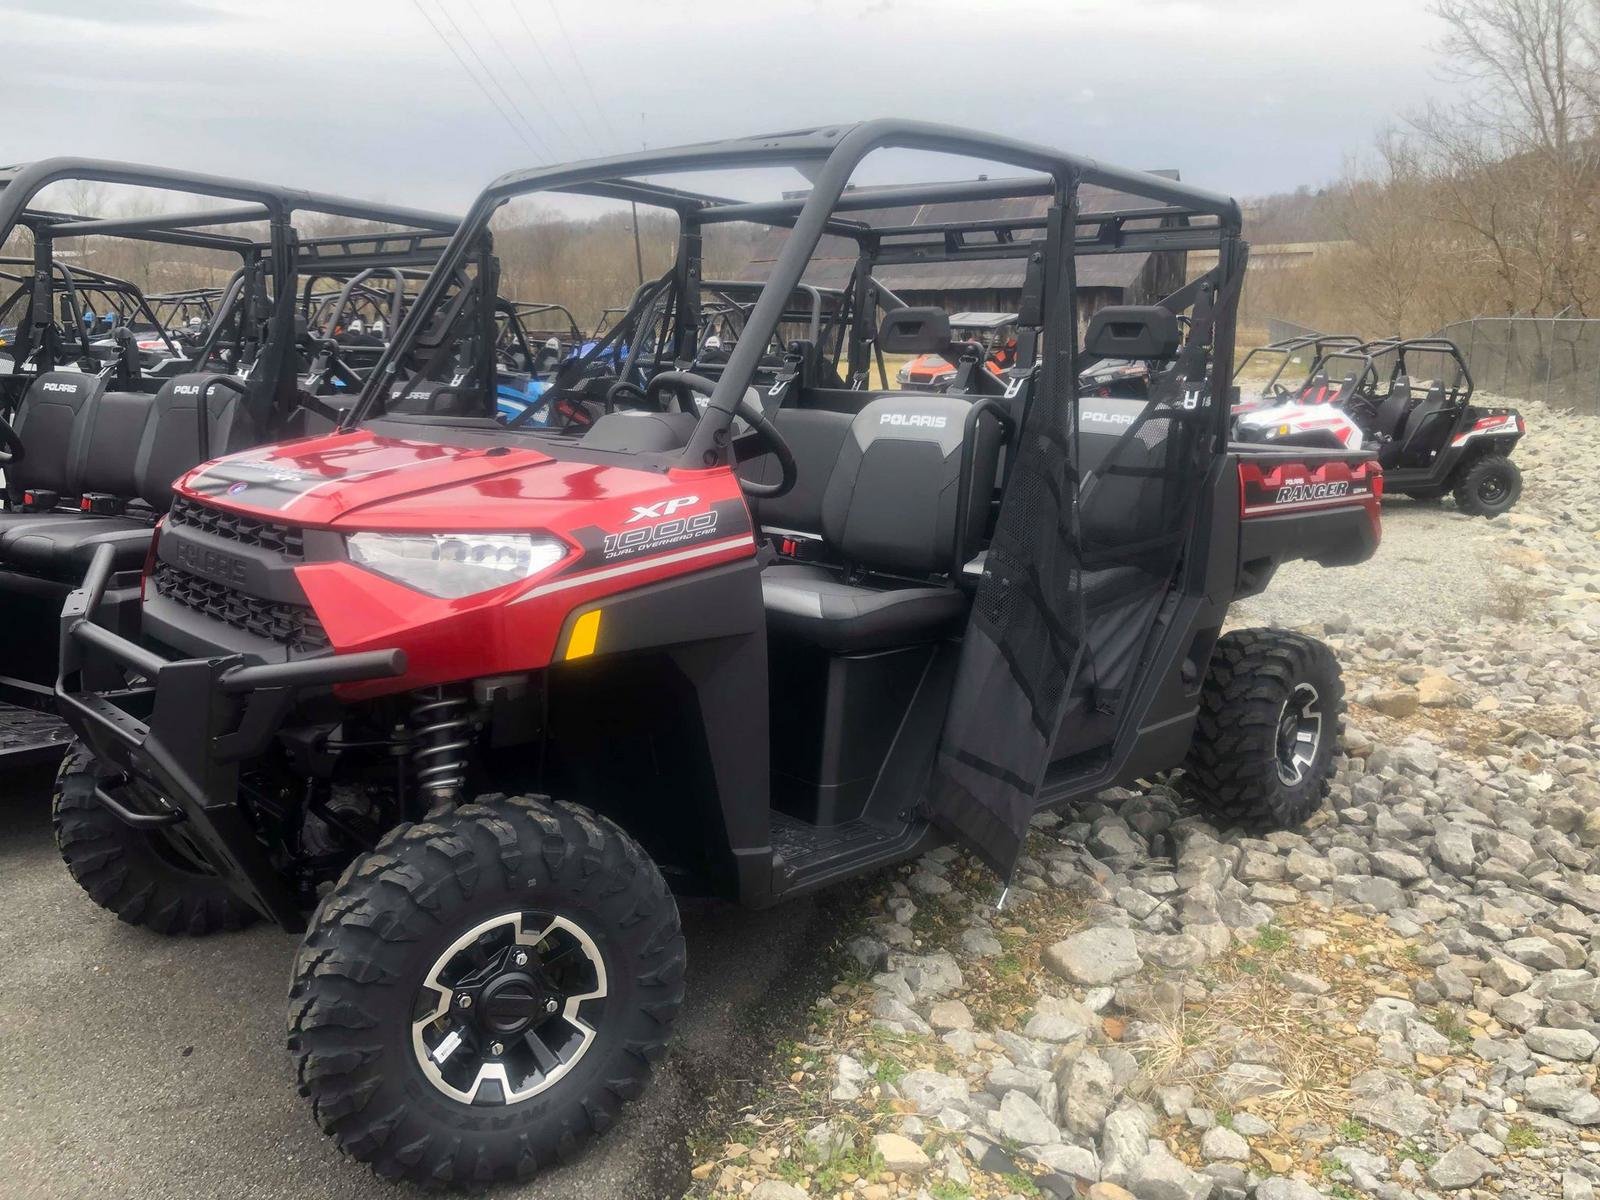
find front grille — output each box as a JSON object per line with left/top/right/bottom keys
{"left": 168, "top": 495, "right": 304, "bottom": 558}
{"left": 152, "top": 562, "right": 330, "bottom": 654}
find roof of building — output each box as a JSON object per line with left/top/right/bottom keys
{"left": 731, "top": 174, "right": 1182, "bottom": 293}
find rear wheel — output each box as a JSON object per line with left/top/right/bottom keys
{"left": 287, "top": 794, "right": 685, "bottom": 1186}
{"left": 1452, "top": 454, "right": 1522, "bottom": 517}
{"left": 51, "top": 740, "right": 257, "bottom": 935}
{"left": 1184, "top": 629, "right": 1344, "bottom": 830}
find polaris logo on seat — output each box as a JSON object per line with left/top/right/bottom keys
{"left": 173, "top": 384, "right": 201, "bottom": 396}
{"left": 879, "top": 412, "right": 946, "bottom": 429}
{"left": 1083, "top": 410, "right": 1137, "bottom": 426}
{"left": 1274, "top": 481, "right": 1350, "bottom": 504}
{"left": 41, "top": 381, "right": 78, "bottom": 393}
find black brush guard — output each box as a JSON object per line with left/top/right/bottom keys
{"left": 56, "top": 543, "right": 407, "bottom": 929}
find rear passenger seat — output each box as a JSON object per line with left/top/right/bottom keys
{"left": 0, "top": 372, "right": 257, "bottom": 580}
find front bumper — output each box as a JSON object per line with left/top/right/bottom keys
{"left": 56, "top": 543, "right": 408, "bottom": 930}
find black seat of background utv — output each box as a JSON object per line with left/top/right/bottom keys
{"left": 4, "top": 370, "right": 106, "bottom": 498}
{"left": 0, "top": 373, "right": 255, "bottom": 580}
{"left": 762, "top": 393, "right": 1001, "bottom": 653}
{"left": 0, "top": 371, "right": 135, "bottom": 573}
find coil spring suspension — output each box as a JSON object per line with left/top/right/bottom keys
{"left": 410, "top": 688, "right": 471, "bottom": 804}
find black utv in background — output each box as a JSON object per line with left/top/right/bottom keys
{"left": 50, "top": 122, "right": 1380, "bottom": 1186}
{"left": 0, "top": 160, "right": 461, "bottom": 769}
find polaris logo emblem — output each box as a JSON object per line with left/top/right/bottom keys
{"left": 1275, "top": 481, "right": 1350, "bottom": 503}
{"left": 172, "top": 384, "right": 201, "bottom": 396}
{"left": 40, "top": 381, "right": 78, "bottom": 393}
{"left": 1083, "top": 410, "right": 1137, "bottom": 426}
{"left": 879, "top": 412, "right": 946, "bottom": 429}
{"left": 173, "top": 539, "right": 248, "bottom": 585}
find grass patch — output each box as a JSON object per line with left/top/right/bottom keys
{"left": 1337, "top": 1118, "right": 1369, "bottom": 1141}
{"left": 929, "top": 1182, "right": 971, "bottom": 1200}
{"left": 1215, "top": 1109, "right": 1235, "bottom": 1130}
{"left": 1426, "top": 1008, "right": 1474, "bottom": 1049}
{"left": 1254, "top": 924, "right": 1291, "bottom": 952}
{"left": 1505, "top": 1123, "right": 1543, "bottom": 1150}
{"left": 1396, "top": 1139, "right": 1437, "bottom": 1169}
{"left": 1002, "top": 1172, "right": 1043, "bottom": 1197}
{"left": 811, "top": 1147, "right": 885, "bottom": 1193}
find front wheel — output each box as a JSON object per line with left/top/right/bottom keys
{"left": 287, "top": 794, "right": 685, "bottom": 1186}
{"left": 52, "top": 740, "right": 257, "bottom": 935}
{"left": 1452, "top": 454, "right": 1522, "bottom": 517}
{"left": 1183, "top": 629, "right": 1344, "bottom": 830}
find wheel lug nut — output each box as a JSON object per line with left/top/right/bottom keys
{"left": 456, "top": 993, "right": 473, "bottom": 1009}
{"left": 490, "top": 1041, "right": 505, "bottom": 1056}
{"left": 513, "top": 951, "right": 528, "bottom": 967}
{"left": 545, "top": 999, "right": 559, "bottom": 1015}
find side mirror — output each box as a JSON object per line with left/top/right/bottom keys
{"left": 879, "top": 307, "right": 951, "bottom": 354}
{"left": 1083, "top": 305, "right": 1182, "bottom": 360}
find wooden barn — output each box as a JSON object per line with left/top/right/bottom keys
{"left": 732, "top": 172, "right": 1189, "bottom": 323}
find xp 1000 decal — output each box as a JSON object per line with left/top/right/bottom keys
{"left": 572, "top": 496, "right": 752, "bottom": 567}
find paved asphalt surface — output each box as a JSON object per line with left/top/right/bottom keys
{"left": 0, "top": 766, "right": 858, "bottom": 1200}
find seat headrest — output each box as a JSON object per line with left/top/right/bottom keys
{"left": 389, "top": 379, "right": 474, "bottom": 416}
{"left": 878, "top": 307, "right": 951, "bottom": 354}
{"left": 1083, "top": 306, "right": 1182, "bottom": 360}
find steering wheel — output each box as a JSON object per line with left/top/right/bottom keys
{"left": 644, "top": 371, "right": 795, "bottom": 499}
{"left": 604, "top": 379, "right": 649, "bottom": 413}
{"left": 0, "top": 416, "right": 24, "bottom": 466}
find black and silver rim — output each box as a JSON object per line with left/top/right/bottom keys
{"left": 1276, "top": 682, "right": 1323, "bottom": 785}
{"left": 1476, "top": 471, "right": 1509, "bottom": 505}
{"left": 412, "top": 911, "right": 608, "bottom": 1105}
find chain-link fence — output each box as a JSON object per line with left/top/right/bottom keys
{"left": 1435, "top": 317, "right": 1600, "bottom": 414}
{"left": 1265, "top": 317, "right": 1323, "bottom": 344}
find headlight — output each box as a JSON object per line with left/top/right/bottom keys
{"left": 896, "top": 364, "right": 911, "bottom": 383}
{"left": 346, "top": 532, "right": 567, "bottom": 598}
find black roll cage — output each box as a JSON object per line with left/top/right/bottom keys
{"left": 1234, "top": 333, "right": 1364, "bottom": 396}
{"left": 0, "top": 159, "right": 459, "bottom": 412}
{"left": 0, "top": 256, "right": 187, "bottom": 363}
{"left": 342, "top": 121, "right": 1244, "bottom": 463}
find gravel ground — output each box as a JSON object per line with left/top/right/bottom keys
{"left": 1234, "top": 392, "right": 1554, "bottom": 633}
{"left": 1232, "top": 493, "right": 1503, "bottom": 632}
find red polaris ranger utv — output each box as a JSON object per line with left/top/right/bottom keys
{"left": 52, "top": 123, "right": 1381, "bottom": 1186}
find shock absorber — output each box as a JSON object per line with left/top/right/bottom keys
{"left": 410, "top": 687, "right": 472, "bottom": 807}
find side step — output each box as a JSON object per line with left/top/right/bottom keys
{"left": 769, "top": 811, "right": 939, "bottom": 898}
{"left": 0, "top": 700, "right": 72, "bottom": 769}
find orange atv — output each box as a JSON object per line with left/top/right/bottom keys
{"left": 895, "top": 310, "right": 1017, "bottom": 389}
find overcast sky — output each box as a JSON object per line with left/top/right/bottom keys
{"left": 3, "top": 0, "right": 1458, "bottom": 214}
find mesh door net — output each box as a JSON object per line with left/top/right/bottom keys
{"left": 928, "top": 342, "right": 1209, "bottom": 877}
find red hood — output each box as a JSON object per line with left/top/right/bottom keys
{"left": 176, "top": 429, "right": 695, "bottom": 531}
{"left": 906, "top": 353, "right": 956, "bottom": 377}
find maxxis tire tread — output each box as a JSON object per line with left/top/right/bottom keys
{"left": 1183, "top": 628, "right": 1344, "bottom": 831}
{"left": 51, "top": 740, "right": 257, "bottom": 936}
{"left": 1452, "top": 454, "right": 1522, "bottom": 518}
{"left": 286, "top": 793, "right": 685, "bottom": 1188}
